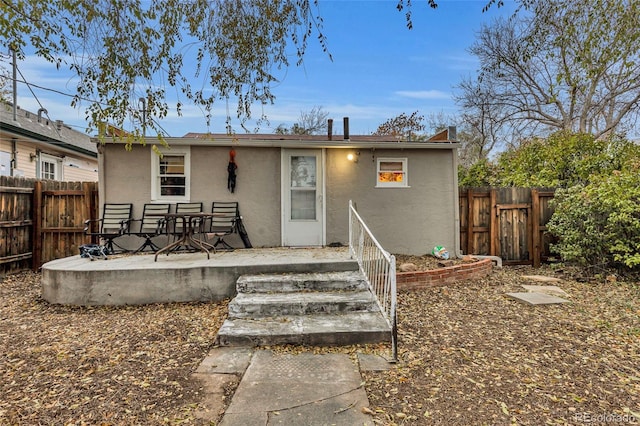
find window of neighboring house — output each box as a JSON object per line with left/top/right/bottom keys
{"left": 40, "top": 154, "right": 62, "bottom": 180}
{"left": 0, "top": 151, "right": 10, "bottom": 176}
{"left": 376, "top": 157, "right": 408, "bottom": 188}
{"left": 151, "top": 147, "right": 190, "bottom": 201}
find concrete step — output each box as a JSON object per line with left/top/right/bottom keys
{"left": 236, "top": 271, "right": 368, "bottom": 293}
{"left": 215, "top": 312, "right": 391, "bottom": 347}
{"left": 228, "top": 290, "right": 379, "bottom": 318}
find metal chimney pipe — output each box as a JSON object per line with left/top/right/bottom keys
{"left": 327, "top": 118, "right": 333, "bottom": 141}
{"left": 343, "top": 117, "right": 349, "bottom": 140}
{"left": 37, "top": 108, "right": 47, "bottom": 123}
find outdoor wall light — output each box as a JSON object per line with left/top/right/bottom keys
{"left": 347, "top": 151, "right": 360, "bottom": 163}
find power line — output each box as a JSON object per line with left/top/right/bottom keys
{"left": 10, "top": 72, "right": 103, "bottom": 106}
{"left": 10, "top": 67, "right": 172, "bottom": 137}
{"left": 15, "top": 65, "right": 63, "bottom": 139}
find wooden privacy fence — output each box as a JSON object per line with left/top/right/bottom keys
{"left": 2, "top": 180, "right": 556, "bottom": 275}
{"left": 0, "top": 176, "right": 98, "bottom": 275}
{"left": 459, "top": 187, "right": 556, "bottom": 267}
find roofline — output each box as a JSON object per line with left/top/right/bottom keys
{"left": 94, "top": 136, "right": 460, "bottom": 150}
{"left": 3, "top": 121, "right": 97, "bottom": 158}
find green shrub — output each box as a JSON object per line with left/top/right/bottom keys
{"left": 495, "top": 132, "right": 639, "bottom": 188}
{"left": 548, "top": 163, "right": 640, "bottom": 270}
{"left": 458, "top": 158, "right": 496, "bottom": 187}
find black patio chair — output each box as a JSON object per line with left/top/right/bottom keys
{"left": 84, "top": 203, "right": 133, "bottom": 254}
{"left": 128, "top": 203, "right": 171, "bottom": 252}
{"left": 205, "top": 201, "right": 240, "bottom": 250}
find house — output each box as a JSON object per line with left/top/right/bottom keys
{"left": 95, "top": 124, "right": 461, "bottom": 256}
{"left": 0, "top": 103, "right": 98, "bottom": 181}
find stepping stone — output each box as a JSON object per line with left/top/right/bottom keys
{"left": 196, "top": 347, "right": 254, "bottom": 374}
{"left": 505, "top": 292, "right": 570, "bottom": 305}
{"left": 357, "top": 353, "right": 393, "bottom": 372}
{"left": 521, "top": 275, "right": 562, "bottom": 283}
{"left": 521, "top": 284, "right": 568, "bottom": 297}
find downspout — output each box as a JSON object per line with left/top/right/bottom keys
{"left": 452, "top": 146, "right": 463, "bottom": 259}
{"left": 97, "top": 142, "right": 106, "bottom": 209}
{"left": 10, "top": 138, "right": 17, "bottom": 176}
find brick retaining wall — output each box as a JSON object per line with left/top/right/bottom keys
{"left": 397, "top": 258, "right": 493, "bottom": 291}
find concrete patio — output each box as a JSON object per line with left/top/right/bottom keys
{"left": 41, "top": 247, "right": 356, "bottom": 306}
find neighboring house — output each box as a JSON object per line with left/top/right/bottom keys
{"left": 95, "top": 125, "right": 461, "bottom": 255}
{"left": 0, "top": 103, "right": 98, "bottom": 181}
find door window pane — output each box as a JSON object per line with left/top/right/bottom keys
{"left": 291, "top": 190, "right": 316, "bottom": 220}
{"left": 291, "top": 156, "right": 316, "bottom": 188}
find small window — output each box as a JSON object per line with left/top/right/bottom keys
{"left": 376, "top": 158, "right": 408, "bottom": 188}
{"left": 39, "top": 154, "right": 62, "bottom": 180}
{"left": 151, "top": 147, "right": 190, "bottom": 201}
{"left": 0, "top": 151, "right": 11, "bottom": 176}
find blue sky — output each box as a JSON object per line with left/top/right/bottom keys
{"left": 10, "top": 0, "right": 519, "bottom": 137}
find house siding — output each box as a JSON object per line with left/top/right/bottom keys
{"left": 1, "top": 134, "right": 97, "bottom": 181}
{"left": 100, "top": 142, "right": 458, "bottom": 255}
{"left": 190, "top": 145, "right": 281, "bottom": 247}
{"left": 62, "top": 163, "right": 98, "bottom": 182}
{"left": 325, "top": 148, "right": 457, "bottom": 255}
{"left": 1, "top": 105, "right": 98, "bottom": 181}
{"left": 101, "top": 144, "right": 283, "bottom": 248}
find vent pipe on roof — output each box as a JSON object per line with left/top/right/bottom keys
{"left": 343, "top": 117, "right": 349, "bottom": 140}
{"left": 448, "top": 126, "right": 457, "bottom": 141}
{"left": 56, "top": 120, "right": 63, "bottom": 131}
{"left": 327, "top": 118, "right": 333, "bottom": 141}
{"left": 37, "top": 108, "right": 47, "bottom": 123}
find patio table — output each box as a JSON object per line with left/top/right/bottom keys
{"left": 152, "top": 213, "right": 217, "bottom": 261}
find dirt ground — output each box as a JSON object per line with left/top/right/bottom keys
{"left": 1, "top": 260, "right": 639, "bottom": 425}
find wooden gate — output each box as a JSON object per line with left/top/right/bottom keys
{"left": 460, "top": 187, "right": 556, "bottom": 266}
{"left": 0, "top": 177, "right": 98, "bottom": 275}
{"left": 33, "top": 181, "right": 97, "bottom": 266}
{"left": 0, "top": 179, "right": 34, "bottom": 275}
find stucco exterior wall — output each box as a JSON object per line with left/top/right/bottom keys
{"left": 325, "top": 148, "right": 458, "bottom": 255}
{"left": 189, "top": 145, "right": 281, "bottom": 247}
{"left": 100, "top": 143, "right": 458, "bottom": 255}
{"left": 100, "top": 144, "right": 282, "bottom": 248}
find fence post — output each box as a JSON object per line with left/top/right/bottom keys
{"left": 32, "top": 180, "right": 42, "bottom": 270}
{"left": 82, "top": 182, "right": 93, "bottom": 245}
{"left": 466, "top": 188, "right": 474, "bottom": 255}
{"left": 490, "top": 188, "right": 498, "bottom": 257}
{"left": 532, "top": 189, "right": 541, "bottom": 267}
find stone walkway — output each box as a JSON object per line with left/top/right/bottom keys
{"left": 193, "top": 347, "right": 391, "bottom": 425}
{"left": 506, "top": 275, "right": 570, "bottom": 305}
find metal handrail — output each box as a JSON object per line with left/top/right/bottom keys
{"left": 348, "top": 200, "right": 398, "bottom": 363}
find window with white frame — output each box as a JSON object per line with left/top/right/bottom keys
{"left": 376, "top": 157, "right": 408, "bottom": 187}
{"left": 0, "top": 151, "right": 10, "bottom": 176}
{"left": 40, "top": 154, "right": 62, "bottom": 180}
{"left": 151, "top": 147, "right": 190, "bottom": 201}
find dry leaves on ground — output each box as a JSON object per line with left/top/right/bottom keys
{"left": 363, "top": 266, "right": 640, "bottom": 425}
{"left": 1, "top": 263, "right": 639, "bottom": 425}
{"left": 0, "top": 271, "right": 229, "bottom": 425}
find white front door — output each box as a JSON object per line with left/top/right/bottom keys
{"left": 282, "top": 149, "right": 324, "bottom": 246}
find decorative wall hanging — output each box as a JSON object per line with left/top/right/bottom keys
{"left": 227, "top": 148, "right": 238, "bottom": 193}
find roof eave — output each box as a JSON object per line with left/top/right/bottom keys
{"left": 94, "top": 136, "right": 460, "bottom": 150}
{"left": 3, "top": 122, "right": 97, "bottom": 158}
